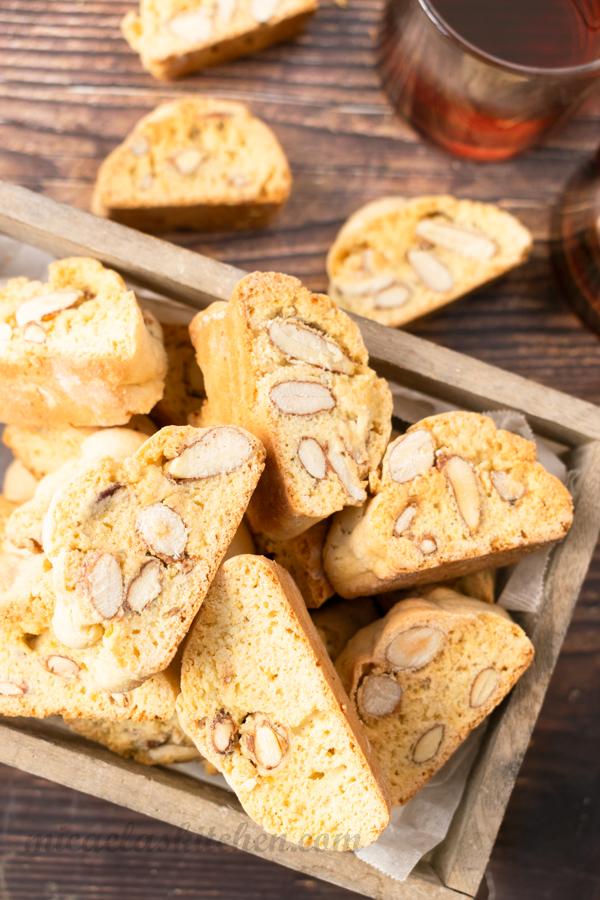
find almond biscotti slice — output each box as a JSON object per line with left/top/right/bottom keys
{"left": 335, "top": 590, "right": 534, "bottom": 806}
{"left": 65, "top": 713, "right": 201, "bottom": 764}
{"left": 190, "top": 272, "right": 393, "bottom": 541}
{"left": 0, "top": 258, "right": 167, "bottom": 427}
{"left": 254, "top": 519, "right": 334, "bottom": 608}
{"left": 177, "top": 555, "right": 390, "bottom": 848}
{"left": 42, "top": 425, "right": 265, "bottom": 693}
{"left": 92, "top": 98, "right": 292, "bottom": 233}
{"left": 150, "top": 323, "right": 205, "bottom": 426}
{"left": 324, "top": 412, "right": 573, "bottom": 598}
{"left": 310, "top": 595, "right": 381, "bottom": 662}
{"left": 327, "top": 196, "right": 532, "bottom": 327}
{"left": 122, "top": 0, "right": 317, "bottom": 82}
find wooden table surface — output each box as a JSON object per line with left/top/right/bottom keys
{"left": 1, "top": 1, "right": 600, "bottom": 898}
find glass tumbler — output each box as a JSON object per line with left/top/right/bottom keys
{"left": 377, "top": 0, "right": 600, "bottom": 161}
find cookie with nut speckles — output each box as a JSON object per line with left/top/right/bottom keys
{"left": 324, "top": 412, "right": 573, "bottom": 598}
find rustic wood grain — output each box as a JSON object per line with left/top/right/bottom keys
{"left": 1, "top": 1, "right": 600, "bottom": 899}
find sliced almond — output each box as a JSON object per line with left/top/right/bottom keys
{"left": 216, "top": 0, "right": 237, "bottom": 23}
{"left": 250, "top": 0, "right": 280, "bottom": 22}
{"left": 267, "top": 318, "right": 353, "bottom": 374}
{"left": 139, "top": 173, "right": 153, "bottom": 191}
{"left": 81, "top": 552, "right": 124, "bottom": 620}
{"left": 136, "top": 503, "right": 188, "bottom": 562}
{"left": 374, "top": 284, "right": 411, "bottom": 309}
{"left": 335, "top": 273, "right": 396, "bottom": 299}
{"left": 173, "top": 149, "right": 205, "bottom": 176}
{"left": 298, "top": 437, "right": 327, "bottom": 480}
{"left": 109, "top": 692, "right": 129, "bottom": 708}
{"left": 415, "top": 218, "right": 497, "bottom": 262}
{"left": 357, "top": 674, "right": 402, "bottom": 718}
{"left": 164, "top": 427, "right": 252, "bottom": 479}
{"left": 326, "top": 446, "right": 366, "bottom": 502}
{"left": 0, "top": 681, "right": 26, "bottom": 696}
{"left": 388, "top": 430, "right": 435, "bottom": 483}
{"left": 408, "top": 249, "right": 455, "bottom": 293}
{"left": 210, "top": 710, "right": 238, "bottom": 754}
{"left": 412, "top": 724, "right": 445, "bottom": 763}
{"left": 16, "top": 290, "right": 81, "bottom": 327}
{"left": 126, "top": 559, "right": 164, "bottom": 614}
{"left": 46, "top": 656, "right": 80, "bottom": 679}
{"left": 168, "top": 11, "right": 213, "bottom": 43}
{"left": 470, "top": 667, "right": 499, "bottom": 708}
{"left": 23, "top": 323, "right": 46, "bottom": 344}
{"left": 239, "top": 777, "right": 258, "bottom": 792}
{"left": 270, "top": 381, "right": 335, "bottom": 416}
{"left": 420, "top": 536, "right": 437, "bottom": 555}
{"left": 385, "top": 626, "right": 446, "bottom": 670}
{"left": 491, "top": 470, "right": 526, "bottom": 504}
{"left": 240, "top": 712, "right": 289, "bottom": 774}
{"left": 440, "top": 455, "right": 481, "bottom": 533}
{"left": 394, "top": 505, "right": 417, "bottom": 536}
{"left": 130, "top": 134, "right": 150, "bottom": 157}
{"left": 0, "top": 322, "right": 12, "bottom": 341}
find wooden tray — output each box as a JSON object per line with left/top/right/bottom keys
{"left": 0, "top": 179, "right": 599, "bottom": 900}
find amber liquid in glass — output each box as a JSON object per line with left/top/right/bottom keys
{"left": 378, "top": 0, "right": 600, "bottom": 160}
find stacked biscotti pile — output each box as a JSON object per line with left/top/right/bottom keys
{"left": 0, "top": 260, "right": 573, "bottom": 850}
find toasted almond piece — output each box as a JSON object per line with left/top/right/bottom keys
{"left": 388, "top": 430, "right": 435, "bottom": 483}
{"left": 126, "top": 559, "right": 164, "bottom": 613}
{"left": 130, "top": 134, "right": 150, "bottom": 157}
{"left": 470, "top": 667, "right": 500, "bottom": 708}
{"left": 139, "top": 173, "right": 153, "bottom": 191}
{"left": 394, "top": 505, "right": 417, "bottom": 535}
{"left": 173, "top": 149, "right": 205, "bottom": 176}
{"left": 412, "top": 724, "right": 445, "bottom": 763}
{"left": 0, "top": 681, "right": 26, "bottom": 696}
{"left": 168, "top": 11, "right": 213, "bottom": 43}
{"left": 415, "top": 218, "right": 497, "bottom": 262}
{"left": 408, "top": 249, "right": 455, "bottom": 293}
{"left": 210, "top": 710, "right": 238, "bottom": 754}
{"left": 240, "top": 713, "right": 289, "bottom": 773}
{"left": 374, "top": 284, "right": 411, "bottom": 309}
{"left": 334, "top": 272, "right": 396, "bottom": 299}
{"left": 267, "top": 318, "right": 353, "bottom": 374}
{"left": 109, "top": 692, "right": 129, "bottom": 708}
{"left": 385, "top": 626, "right": 447, "bottom": 670}
{"left": 420, "top": 536, "right": 438, "bottom": 555}
{"left": 0, "top": 322, "right": 12, "bottom": 341}
{"left": 298, "top": 437, "right": 327, "bottom": 480}
{"left": 216, "top": 0, "right": 237, "bottom": 22}
{"left": 81, "top": 552, "right": 124, "bottom": 620}
{"left": 250, "top": 0, "right": 280, "bottom": 22}
{"left": 16, "top": 290, "right": 81, "bottom": 327}
{"left": 491, "top": 470, "right": 527, "bottom": 504}
{"left": 239, "top": 777, "right": 258, "bottom": 792}
{"left": 358, "top": 674, "right": 402, "bottom": 718}
{"left": 270, "top": 381, "right": 335, "bottom": 416}
{"left": 137, "top": 503, "right": 188, "bottom": 562}
{"left": 46, "top": 656, "right": 80, "bottom": 679}
{"left": 440, "top": 455, "right": 481, "bottom": 533}
{"left": 164, "top": 427, "right": 252, "bottom": 479}
{"left": 326, "top": 446, "right": 366, "bottom": 502}
{"left": 23, "top": 323, "right": 46, "bottom": 344}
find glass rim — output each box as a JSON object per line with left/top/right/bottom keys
{"left": 418, "top": 0, "right": 600, "bottom": 76}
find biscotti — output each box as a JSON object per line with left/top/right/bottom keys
{"left": 122, "top": 0, "right": 317, "bottom": 81}
{"left": 310, "top": 595, "right": 381, "bottom": 661}
{"left": 0, "top": 258, "right": 168, "bottom": 427}
{"left": 335, "top": 590, "right": 534, "bottom": 806}
{"left": 150, "top": 324, "right": 205, "bottom": 426}
{"left": 42, "top": 425, "right": 265, "bottom": 692}
{"left": 2, "top": 460, "right": 38, "bottom": 503}
{"left": 324, "top": 412, "right": 573, "bottom": 598}
{"left": 255, "top": 519, "right": 334, "bottom": 608}
{"left": 327, "top": 196, "right": 533, "bottom": 327}
{"left": 190, "top": 272, "right": 393, "bottom": 540}
{"left": 177, "top": 555, "right": 390, "bottom": 849}
{"left": 2, "top": 417, "right": 156, "bottom": 480}
{"left": 92, "top": 98, "right": 292, "bottom": 233}
{"left": 66, "top": 713, "right": 201, "bottom": 764}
